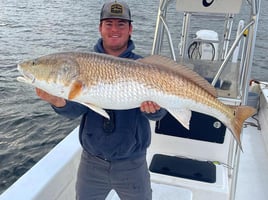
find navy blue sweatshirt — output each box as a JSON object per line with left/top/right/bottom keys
{"left": 52, "top": 39, "right": 167, "bottom": 161}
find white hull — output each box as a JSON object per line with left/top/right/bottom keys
{"left": 258, "top": 85, "right": 268, "bottom": 151}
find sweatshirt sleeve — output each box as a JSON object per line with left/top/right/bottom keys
{"left": 51, "top": 100, "right": 89, "bottom": 119}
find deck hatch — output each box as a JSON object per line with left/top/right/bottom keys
{"left": 149, "top": 154, "right": 216, "bottom": 183}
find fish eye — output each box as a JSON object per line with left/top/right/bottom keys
{"left": 63, "top": 65, "right": 70, "bottom": 72}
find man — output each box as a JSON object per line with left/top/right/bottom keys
{"left": 36, "top": 1, "right": 166, "bottom": 199}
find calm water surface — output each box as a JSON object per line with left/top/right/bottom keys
{"left": 0, "top": 0, "right": 267, "bottom": 193}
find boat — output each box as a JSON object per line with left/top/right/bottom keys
{"left": 1, "top": 0, "right": 267, "bottom": 199}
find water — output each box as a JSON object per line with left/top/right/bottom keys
{"left": 0, "top": 0, "right": 267, "bottom": 194}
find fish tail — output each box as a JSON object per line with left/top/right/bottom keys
{"left": 229, "top": 105, "right": 256, "bottom": 151}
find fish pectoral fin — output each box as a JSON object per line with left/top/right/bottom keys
{"left": 166, "top": 108, "right": 192, "bottom": 130}
{"left": 68, "top": 80, "right": 83, "bottom": 100}
{"left": 17, "top": 77, "right": 32, "bottom": 84}
{"left": 79, "top": 102, "right": 110, "bottom": 119}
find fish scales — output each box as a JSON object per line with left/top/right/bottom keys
{"left": 17, "top": 51, "right": 256, "bottom": 149}
{"left": 77, "top": 53, "right": 213, "bottom": 106}
{"left": 63, "top": 55, "right": 212, "bottom": 115}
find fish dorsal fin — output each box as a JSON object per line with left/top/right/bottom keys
{"left": 138, "top": 55, "right": 217, "bottom": 97}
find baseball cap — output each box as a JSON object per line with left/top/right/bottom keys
{"left": 100, "top": 0, "right": 132, "bottom": 22}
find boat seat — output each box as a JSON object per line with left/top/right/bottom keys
{"left": 147, "top": 112, "right": 234, "bottom": 200}
{"left": 147, "top": 153, "right": 229, "bottom": 200}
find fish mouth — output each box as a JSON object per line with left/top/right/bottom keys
{"left": 17, "top": 64, "right": 36, "bottom": 84}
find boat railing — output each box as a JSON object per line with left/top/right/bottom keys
{"left": 150, "top": 0, "right": 261, "bottom": 199}
{"left": 152, "top": 0, "right": 260, "bottom": 104}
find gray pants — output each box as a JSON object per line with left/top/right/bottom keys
{"left": 76, "top": 151, "right": 152, "bottom": 200}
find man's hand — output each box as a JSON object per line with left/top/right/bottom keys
{"left": 140, "top": 101, "right": 161, "bottom": 113}
{"left": 35, "top": 88, "right": 66, "bottom": 107}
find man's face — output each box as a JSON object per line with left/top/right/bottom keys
{"left": 99, "top": 19, "right": 132, "bottom": 54}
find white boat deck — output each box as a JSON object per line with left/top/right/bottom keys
{"left": 235, "top": 117, "right": 268, "bottom": 200}
{"left": 1, "top": 115, "right": 267, "bottom": 200}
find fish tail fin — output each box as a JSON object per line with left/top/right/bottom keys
{"left": 229, "top": 105, "right": 256, "bottom": 151}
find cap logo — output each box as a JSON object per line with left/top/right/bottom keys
{"left": 110, "top": 3, "right": 123, "bottom": 15}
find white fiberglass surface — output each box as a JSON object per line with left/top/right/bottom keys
{"left": 235, "top": 118, "right": 268, "bottom": 200}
